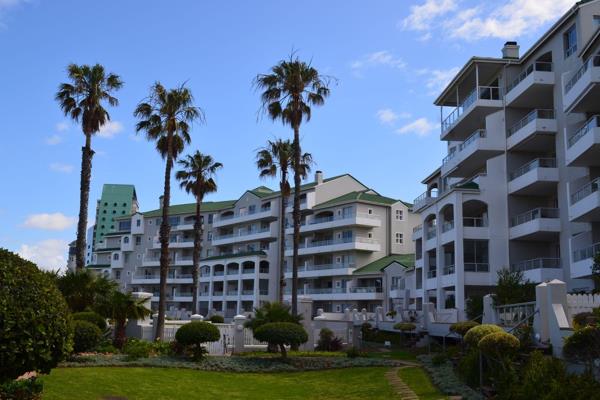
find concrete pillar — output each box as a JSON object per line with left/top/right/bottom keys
{"left": 482, "top": 294, "right": 496, "bottom": 324}
{"left": 191, "top": 314, "right": 204, "bottom": 322}
{"left": 423, "top": 302, "right": 435, "bottom": 331}
{"left": 126, "top": 292, "right": 153, "bottom": 339}
{"left": 233, "top": 314, "right": 246, "bottom": 354}
{"left": 298, "top": 298, "right": 314, "bottom": 351}
{"left": 375, "top": 306, "right": 384, "bottom": 328}
{"left": 454, "top": 194, "right": 466, "bottom": 320}
{"left": 535, "top": 282, "right": 549, "bottom": 341}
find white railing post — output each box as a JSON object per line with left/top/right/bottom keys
{"left": 535, "top": 282, "right": 549, "bottom": 342}
{"left": 482, "top": 294, "right": 497, "bottom": 324}
{"left": 299, "top": 298, "right": 314, "bottom": 351}
{"left": 233, "top": 315, "right": 246, "bottom": 354}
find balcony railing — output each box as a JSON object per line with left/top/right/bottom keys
{"left": 287, "top": 237, "right": 378, "bottom": 250}
{"left": 567, "top": 115, "right": 600, "bottom": 148}
{"left": 509, "top": 158, "right": 556, "bottom": 181}
{"left": 464, "top": 263, "right": 489, "bottom": 272}
{"left": 573, "top": 242, "right": 600, "bottom": 262}
{"left": 571, "top": 177, "right": 600, "bottom": 205}
{"left": 565, "top": 55, "right": 600, "bottom": 93}
{"left": 441, "top": 86, "right": 502, "bottom": 133}
{"left": 459, "top": 129, "right": 486, "bottom": 151}
{"left": 413, "top": 224, "right": 423, "bottom": 234}
{"left": 285, "top": 263, "right": 356, "bottom": 273}
{"left": 349, "top": 286, "right": 382, "bottom": 293}
{"left": 213, "top": 227, "right": 271, "bottom": 241}
{"left": 463, "top": 217, "right": 488, "bottom": 227}
{"left": 425, "top": 226, "right": 436, "bottom": 240}
{"left": 511, "top": 258, "right": 561, "bottom": 272}
{"left": 307, "top": 212, "right": 378, "bottom": 226}
{"left": 413, "top": 191, "right": 437, "bottom": 209}
{"left": 443, "top": 265, "right": 455, "bottom": 275}
{"left": 241, "top": 289, "right": 254, "bottom": 295}
{"left": 506, "top": 62, "right": 553, "bottom": 93}
{"left": 507, "top": 109, "right": 555, "bottom": 137}
{"left": 442, "top": 221, "right": 454, "bottom": 233}
{"left": 427, "top": 269, "right": 437, "bottom": 279}
{"left": 510, "top": 207, "right": 559, "bottom": 227}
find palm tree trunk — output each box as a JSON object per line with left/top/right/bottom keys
{"left": 156, "top": 135, "right": 174, "bottom": 340}
{"left": 291, "top": 125, "right": 301, "bottom": 316}
{"left": 113, "top": 320, "right": 127, "bottom": 349}
{"left": 278, "top": 176, "right": 287, "bottom": 303}
{"left": 192, "top": 198, "right": 203, "bottom": 315}
{"left": 75, "top": 134, "right": 94, "bottom": 271}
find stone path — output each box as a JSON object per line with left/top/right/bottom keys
{"left": 385, "top": 367, "right": 420, "bottom": 400}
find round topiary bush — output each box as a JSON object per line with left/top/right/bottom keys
{"left": 72, "top": 320, "right": 102, "bottom": 353}
{"left": 254, "top": 322, "right": 308, "bottom": 358}
{"left": 175, "top": 321, "right": 220, "bottom": 360}
{"left": 478, "top": 331, "right": 520, "bottom": 360}
{"left": 450, "top": 321, "right": 480, "bottom": 337}
{"left": 463, "top": 324, "right": 503, "bottom": 347}
{"left": 563, "top": 325, "right": 600, "bottom": 368}
{"left": 393, "top": 322, "right": 416, "bottom": 332}
{"left": 72, "top": 311, "right": 107, "bottom": 331}
{"left": 208, "top": 315, "right": 224, "bottom": 323}
{"left": 0, "top": 249, "right": 73, "bottom": 382}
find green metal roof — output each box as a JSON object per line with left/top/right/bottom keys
{"left": 142, "top": 200, "right": 236, "bottom": 218}
{"left": 201, "top": 251, "right": 266, "bottom": 262}
{"left": 313, "top": 190, "right": 399, "bottom": 210}
{"left": 353, "top": 254, "right": 415, "bottom": 275}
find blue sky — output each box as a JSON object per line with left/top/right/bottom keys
{"left": 0, "top": 0, "right": 575, "bottom": 269}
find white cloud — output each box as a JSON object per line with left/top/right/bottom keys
{"left": 402, "top": 0, "right": 573, "bottom": 41}
{"left": 45, "top": 134, "right": 63, "bottom": 145}
{"left": 351, "top": 51, "right": 406, "bottom": 74}
{"left": 396, "top": 118, "right": 439, "bottom": 137}
{"left": 97, "top": 120, "right": 123, "bottom": 139}
{"left": 23, "top": 212, "right": 77, "bottom": 231}
{"left": 0, "top": 0, "right": 27, "bottom": 28}
{"left": 55, "top": 121, "right": 70, "bottom": 132}
{"left": 418, "top": 67, "right": 461, "bottom": 95}
{"left": 18, "top": 239, "right": 69, "bottom": 271}
{"left": 376, "top": 108, "right": 411, "bottom": 125}
{"left": 50, "top": 162, "right": 74, "bottom": 173}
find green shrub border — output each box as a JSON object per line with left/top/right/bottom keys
{"left": 418, "top": 354, "right": 484, "bottom": 400}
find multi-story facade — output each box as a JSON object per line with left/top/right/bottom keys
{"left": 389, "top": 0, "right": 600, "bottom": 320}
{"left": 87, "top": 172, "right": 419, "bottom": 318}
{"left": 91, "top": 184, "right": 138, "bottom": 252}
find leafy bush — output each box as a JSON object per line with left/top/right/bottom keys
{"left": 0, "top": 377, "right": 43, "bottom": 400}
{"left": 122, "top": 338, "right": 153, "bottom": 360}
{"left": 458, "top": 348, "right": 481, "bottom": 388}
{"left": 431, "top": 353, "right": 448, "bottom": 365}
{"left": 419, "top": 355, "right": 484, "bottom": 400}
{"left": 72, "top": 311, "right": 107, "bottom": 331}
{"left": 73, "top": 320, "right": 102, "bottom": 353}
{"left": 254, "top": 322, "right": 308, "bottom": 358}
{"left": 563, "top": 325, "right": 600, "bottom": 369}
{"left": 495, "top": 268, "right": 535, "bottom": 305}
{"left": 94, "top": 341, "right": 118, "bottom": 354}
{"left": 346, "top": 347, "right": 362, "bottom": 358}
{"left": 175, "top": 321, "right": 220, "bottom": 360}
{"left": 393, "top": 322, "right": 416, "bottom": 332}
{"left": 450, "top": 321, "right": 479, "bottom": 337}
{"left": 466, "top": 295, "right": 483, "bottom": 320}
{"left": 0, "top": 249, "right": 73, "bottom": 382}
{"left": 478, "top": 331, "right": 519, "bottom": 361}
{"left": 152, "top": 340, "right": 174, "bottom": 356}
{"left": 208, "top": 315, "right": 224, "bottom": 323}
{"left": 463, "top": 324, "right": 503, "bottom": 347}
{"left": 315, "top": 328, "right": 343, "bottom": 352}
{"left": 572, "top": 312, "right": 599, "bottom": 329}
{"left": 361, "top": 323, "right": 404, "bottom": 345}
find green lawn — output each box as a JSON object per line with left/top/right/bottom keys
{"left": 398, "top": 367, "right": 447, "bottom": 400}
{"left": 366, "top": 348, "right": 423, "bottom": 361}
{"left": 43, "top": 367, "right": 398, "bottom": 400}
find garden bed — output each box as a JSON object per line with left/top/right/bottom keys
{"left": 418, "top": 354, "right": 484, "bottom": 400}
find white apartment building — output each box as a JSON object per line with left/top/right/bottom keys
{"left": 387, "top": 0, "right": 600, "bottom": 320}
{"left": 88, "top": 172, "right": 419, "bottom": 318}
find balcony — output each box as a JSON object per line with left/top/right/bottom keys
{"left": 441, "top": 129, "right": 503, "bottom": 177}
{"left": 571, "top": 242, "right": 600, "bottom": 279}
{"left": 565, "top": 115, "right": 600, "bottom": 167}
{"left": 131, "top": 272, "right": 193, "bottom": 285}
{"left": 284, "top": 263, "right": 356, "bottom": 278}
{"left": 284, "top": 237, "right": 380, "bottom": 256}
{"left": 511, "top": 258, "right": 563, "bottom": 282}
{"left": 211, "top": 226, "right": 275, "bottom": 246}
{"left": 563, "top": 55, "right": 600, "bottom": 113}
{"left": 505, "top": 62, "right": 554, "bottom": 107}
{"left": 508, "top": 158, "right": 558, "bottom": 196}
{"left": 110, "top": 253, "right": 124, "bottom": 269}
{"left": 285, "top": 212, "right": 381, "bottom": 234}
{"left": 412, "top": 224, "right": 423, "bottom": 241}
{"left": 284, "top": 286, "right": 383, "bottom": 300}
{"left": 152, "top": 236, "right": 194, "bottom": 249}
{"left": 212, "top": 207, "right": 277, "bottom": 228}
{"left": 506, "top": 109, "right": 557, "bottom": 151}
{"left": 441, "top": 86, "right": 503, "bottom": 141}
{"left": 569, "top": 178, "right": 600, "bottom": 222}
{"left": 509, "top": 208, "right": 560, "bottom": 241}
{"left": 413, "top": 191, "right": 437, "bottom": 212}
{"left": 141, "top": 254, "right": 193, "bottom": 267}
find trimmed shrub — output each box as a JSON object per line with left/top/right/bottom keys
{"left": 72, "top": 311, "right": 107, "bottom": 331}
{"left": 94, "top": 341, "right": 118, "bottom": 354}
{"left": 563, "top": 325, "right": 600, "bottom": 368}
{"left": 254, "top": 322, "right": 308, "bottom": 358}
{"left": 0, "top": 249, "right": 73, "bottom": 382}
{"left": 122, "top": 338, "right": 153, "bottom": 360}
{"left": 208, "top": 315, "right": 225, "bottom": 324}
{"left": 393, "top": 322, "right": 416, "bottom": 332}
{"left": 346, "top": 347, "right": 362, "bottom": 358}
{"left": 72, "top": 320, "right": 102, "bottom": 353}
{"left": 175, "top": 321, "right": 220, "bottom": 360}
{"left": 458, "top": 348, "right": 481, "bottom": 388}
{"left": 0, "top": 377, "right": 43, "bottom": 400}
{"left": 463, "top": 324, "right": 503, "bottom": 347}
{"left": 478, "top": 331, "right": 519, "bottom": 360}
{"left": 450, "top": 321, "right": 479, "bottom": 337}
{"left": 315, "top": 328, "right": 343, "bottom": 352}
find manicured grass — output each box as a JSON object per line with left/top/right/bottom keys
{"left": 366, "top": 348, "right": 423, "bottom": 361}
{"left": 398, "top": 367, "right": 447, "bottom": 400}
{"left": 43, "top": 367, "right": 397, "bottom": 400}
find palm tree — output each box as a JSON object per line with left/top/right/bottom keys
{"left": 255, "top": 56, "right": 332, "bottom": 315}
{"left": 175, "top": 151, "right": 222, "bottom": 315}
{"left": 134, "top": 82, "right": 203, "bottom": 340}
{"left": 56, "top": 269, "right": 117, "bottom": 312}
{"left": 98, "top": 291, "right": 152, "bottom": 348}
{"left": 256, "top": 139, "right": 313, "bottom": 302}
{"left": 56, "top": 64, "right": 123, "bottom": 271}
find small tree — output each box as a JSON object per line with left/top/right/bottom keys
{"left": 563, "top": 325, "right": 600, "bottom": 373}
{"left": 56, "top": 269, "right": 117, "bottom": 312}
{"left": 315, "top": 328, "right": 343, "bottom": 352}
{"left": 97, "top": 291, "right": 152, "bottom": 348}
{"left": 245, "top": 302, "right": 302, "bottom": 352}
{"left": 463, "top": 324, "right": 504, "bottom": 347}
{"left": 253, "top": 322, "right": 308, "bottom": 358}
{"left": 175, "top": 321, "right": 220, "bottom": 360}
{"left": 495, "top": 268, "right": 535, "bottom": 305}
{"left": 72, "top": 320, "right": 102, "bottom": 353}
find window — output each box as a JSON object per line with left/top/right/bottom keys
{"left": 104, "top": 202, "right": 108, "bottom": 206}
{"left": 123, "top": 202, "right": 127, "bottom": 207}
{"left": 208, "top": 214, "right": 214, "bottom": 224}
{"left": 206, "top": 249, "right": 213, "bottom": 257}
{"left": 368, "top": 232, "right": 373, "bottom": 239}
{"left": 368, "top": 209, "right": 373, "bottom": 215}
{"left": 207, "top": 231, "right": 213, "bottom": 241}
{"left": 113, "top": 202, "right": 117, "bottom": 207}
{"left": 123, "top": 236, "right": 129, "bottom": 244}
{"left": 564, "top": 25, "right": 577, "bottom": 58}
{"left": 395, "top": 233, "right": 403, "bottom": 244}
{"left": 168, "top": 216, "right": 180, "bottom": 226}
{"left": 113, "top": 253, "right": 119, "bottom": 260}
{"left": 136, "top": 254, "right": 141, "bottom": 259}
{"left": 119, "top": 220, "right": 131, "bottom": 231}
{"left": 136, "top": 219, "right": 141, "bottom": 227}
{"left": 594, "top": 15, "right": 600, "bottom": 27}
{"left": 103, "top": 210, "right": 107, "bottom": 214}
{"left": 112, "top": 210, "right": 116, "bottom": 214}
{"left": 135, "top": 236, "right": 141, "bottom": 245}
{"left": 342, "top": 230, "right": 353, "bottom": 241}
{"left": 115, "top": 270, "right": 121, "bottom": 280}
{"left": 396, "top": 209, "right": 403, "bottom": 220}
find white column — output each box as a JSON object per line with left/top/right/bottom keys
{"left": 455, "top": 194, "right": 466, "bottom": 320}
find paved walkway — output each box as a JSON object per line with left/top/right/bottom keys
{"left": 385, "top": 367, "right": 420, "bottom": 400}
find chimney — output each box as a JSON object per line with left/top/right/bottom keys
{"left": 315, "top": 170, "right": 323, "bottom": 185}
{"left": 502, "top": 41, "right": 519, "bottom": 59}
{"left": 159, "top": 195, "right": 164, "bottom": 209}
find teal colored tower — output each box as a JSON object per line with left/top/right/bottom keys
{"left": 93, "top": 184, "right": 138, "bottom": 248}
